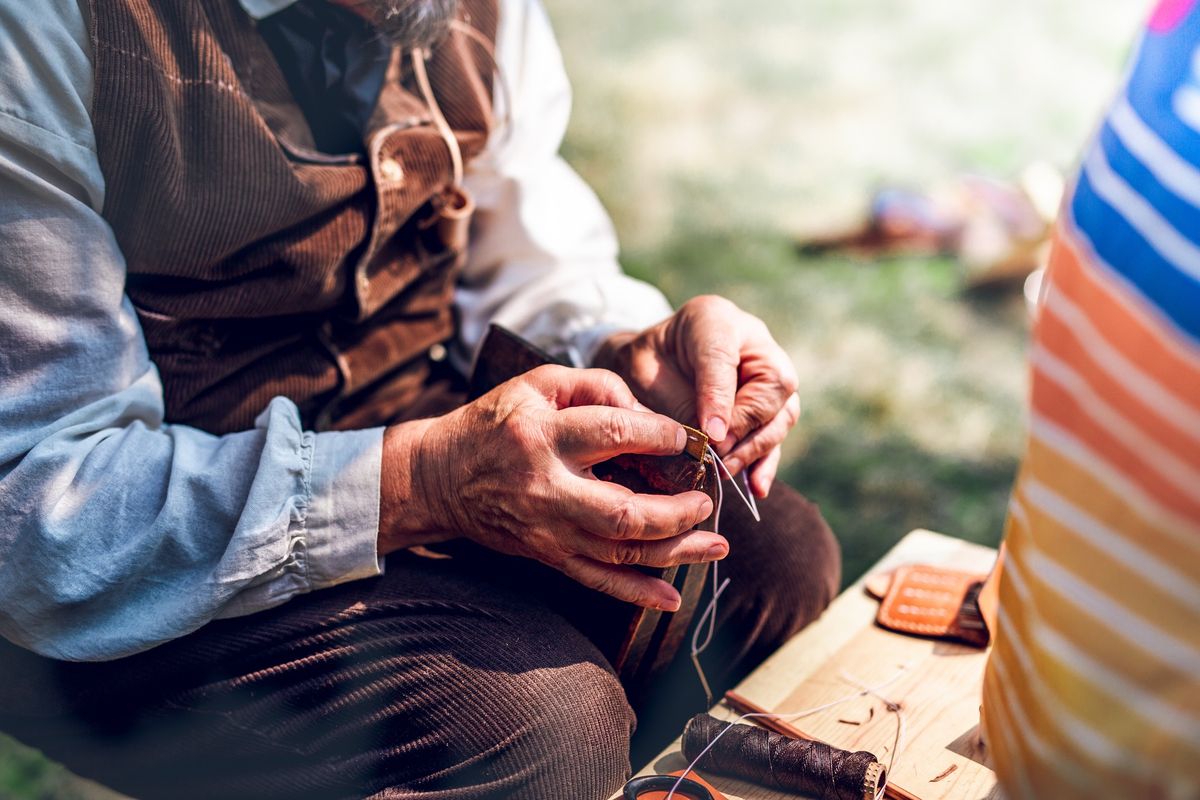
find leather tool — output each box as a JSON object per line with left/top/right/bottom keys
{"left": 468, "top": 324, "right": 717, "bottom": 691}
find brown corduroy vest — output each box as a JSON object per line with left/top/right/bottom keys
{"left": 88, "top": 0, "right": 497, "bottom": 434}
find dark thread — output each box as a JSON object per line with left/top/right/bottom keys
{"left": 682, "top": 714, "right": 883, "bottom": 800}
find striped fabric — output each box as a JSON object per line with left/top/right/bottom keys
{"left": 980, "top": 2, "right": 1200, "bottom": 797}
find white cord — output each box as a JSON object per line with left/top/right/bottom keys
{"left": 689, "top": 446, "right": 759, "bottom": 705}
{"left": 710, "top": 446, "right": 760, "bottom": 522}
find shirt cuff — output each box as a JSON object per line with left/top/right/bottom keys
{"left": 568, "top": 281, "right": 674, "bottom": 366}
{"left": 569, "top": 322, "right": 637, "bottom": 367}
{"left": 303, "top": 426, "right": 386, "bottom": 589}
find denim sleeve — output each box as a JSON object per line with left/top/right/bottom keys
{"left": 0, "top": 0, "right": 383, "bottom": 662}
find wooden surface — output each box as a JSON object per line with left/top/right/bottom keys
{"left": 629, "top": 529, "right": 1000, "bottom": 800}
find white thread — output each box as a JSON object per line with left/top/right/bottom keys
{"left": 665, "top": 665, "right": 911, "bottom": 800}
{"left": 673, "top": 449, "right": 905, "bottom": 799}
{"left": 690, "top": 469, "right": 729, "bottom": 706}
{"left": 710, "top": 446, "right": 760, "bottom": 522}
{"left": 689, "top": 446, "right": 760, "bottom": 705}
{"left": 838, "top": 670, "right": 908, "bottom": 800}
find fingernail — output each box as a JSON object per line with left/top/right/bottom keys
{"left": 705, "top": 543, "right": 728, "bottom": 561}
{"left": 706, "top": 416, "right": 727, "bottom": 443}
{"left": 675, "top": 427, "right": 687, "bottom": 452}
{"left": 658, "top": 594, "right": 682, "bottom": 612}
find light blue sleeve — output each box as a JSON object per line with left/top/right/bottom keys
{"left": 0, "top": 0, "right": 384, "bottom": 661}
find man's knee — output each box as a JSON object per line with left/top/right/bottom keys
{"left": 381, "top": 614, "right": 635, "bottom": 800}
{"left": 411, "top": 661, "right": 632, "bottom": 800}
{"left": 503, "top": 659, "right": 634, "bottom": 798}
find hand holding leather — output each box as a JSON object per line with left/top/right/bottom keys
{"left": 379, "top": 365, "right": 722, "bottom": 610}
{"left": 595, "top": 295, "right": 801, "bottom": 497}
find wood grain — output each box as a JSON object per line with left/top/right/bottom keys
{"left": 722, "top": 692, "right": 918, "bottom": 800}
{"left": 773, "top": 620, "right": 998, "bottom": 800}
{"left": 627, "top": 530, "right": 1001, "bottom": 800}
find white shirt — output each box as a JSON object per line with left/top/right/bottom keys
{"left": 0, "top": 0, "right": 672, "bottom": 660}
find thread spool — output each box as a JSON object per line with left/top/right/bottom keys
{"left": 681, "top": 714, "right": 885, "bottom": 800}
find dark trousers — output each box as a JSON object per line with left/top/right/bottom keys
{"left": 0, "top": 483, "right": 839, "bottom": 800}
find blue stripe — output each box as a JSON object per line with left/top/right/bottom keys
{"left": 1070, "top": 168, "right": 1200, "bottom": 342}
{"left": 1125, "top": 11, "right": 1200, "bottom": 174}
{"left": 1098, "top": 120, "right": 1200, "bottom": 246}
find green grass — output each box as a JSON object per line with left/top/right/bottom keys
{"left": 547, "top": 0, "right": 1142, "bottom": 581}
{"left": 0, "top": 0, "right": 1146, "bottom": 795}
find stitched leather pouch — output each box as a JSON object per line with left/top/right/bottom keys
{"left": 875, "top": 564, "right": 990, "bottom": 647}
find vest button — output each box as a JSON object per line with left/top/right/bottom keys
{"left": 428, "top": 343, "right": 447, "bottom": 362}
{"left": 378, "top": 158, "right": 404, "bottom": 183}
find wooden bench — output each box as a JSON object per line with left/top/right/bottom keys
{"left": 624, "top": 529, "right": 1000, "bottom": 800}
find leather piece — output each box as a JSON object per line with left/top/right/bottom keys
{"left": 469, "top": 324, "right": 715, "bottom": 497}
{"left": 874, "top": 564, "right": 990, "bottom": 647}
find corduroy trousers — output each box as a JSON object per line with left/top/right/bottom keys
{"left": 0, "top": 483, "right": 839, "bottom": 800}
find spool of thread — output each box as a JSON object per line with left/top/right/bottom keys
{"left": 681, "top": 714, "right": 885, "bottom": 800}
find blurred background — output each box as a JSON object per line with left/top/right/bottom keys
{"left": 1, "top": 0, "right": 1147, "bottom": 796}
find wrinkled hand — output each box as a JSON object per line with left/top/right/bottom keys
{"left": 595, "top": 295, "right": 800, "bottom": 497}
{"left": 378, "top": 365, "right": 723, "bottom": 610}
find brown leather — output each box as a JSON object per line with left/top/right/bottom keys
{"left": 875, "top": 564, "right": 990, "bottom": 647}
{"left": 467, "top": 324, "right": 570, "bottom": 396}
{"left": 469, "top": 324, "right": 717, "bottom": 497}
{"left": 88, "top": 0, "right": 498, "bottom": 434}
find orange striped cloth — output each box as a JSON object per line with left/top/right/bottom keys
{"left": 980, "top": 2, "right": 1200, "bottom": 796}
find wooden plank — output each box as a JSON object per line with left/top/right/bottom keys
{"left": 773, "top": 622, "right": 997, "bottom": 799}
{"left": 629, "top": 530, "right": 1000, "bottom": 800}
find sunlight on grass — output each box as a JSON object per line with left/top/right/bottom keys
{"left": 549, "top": 0, "right": 1146, "bottom": 578}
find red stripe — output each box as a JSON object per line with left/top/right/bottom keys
{"left": 1031, "top": 375, "right": 1200, "bottom": 521}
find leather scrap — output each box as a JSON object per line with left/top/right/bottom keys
{"left": 872, "top": 564, "right": 991, "bottom": 647}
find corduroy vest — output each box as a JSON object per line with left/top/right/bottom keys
{"left": 88, "top": 0, "right": 497, "bottom": 434}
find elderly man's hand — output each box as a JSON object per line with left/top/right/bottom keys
{"left": 378, "top": 365, "right": 722, "bottom": 610}
{"left": 595, "top": 296, "right": 800, "bottom": 498}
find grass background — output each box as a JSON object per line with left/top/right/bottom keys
{"left": 0, "top": 0, "right": 1147, "bottom": 796}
